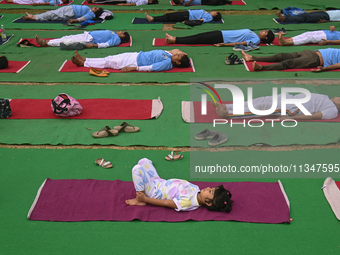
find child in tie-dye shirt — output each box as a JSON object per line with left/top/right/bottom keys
{"left": 125, "top": 158, "right": 233, "bottom": 212}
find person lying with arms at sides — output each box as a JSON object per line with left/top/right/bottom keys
{"left": 88, "top": 0, "right": 158, "bottom": 5}
{"left": 35, "top": 30, "right": 130, "bottom": 48}
{"left": 22, "top": 5, "right": 103, "bottom": 24}
{"left": 241, "top": 48, "right": 340, "bottom": 72}
{"left": 71, "top": 49, "right": 190, "bottom": 72}
{"left": 277, "top": 26, "right": 340, "bottom": 46}
{"left": 173, "top": 0, "right": 232, "bottom": 6}
{"left": 0, "top": 56, "right": 8, "bottom": 69}
{"left": 145, "top": 10, "right": 221, "bottom": 23}
{"left": 276, "top": 9, "right": 340, "bottom": 24}
{"left": 5, "top": 0, "right": 69, "bottom": 5}
{"left": 212, "top": 93, "right": 340, "bottom": 120}
{"left": 165, "top": 29, "right": 275, "bottom": 49}
{"left": 125, "top": 158, "right": 233, "bottom": 212}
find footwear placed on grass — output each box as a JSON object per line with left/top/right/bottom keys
{"left": 195, "top": 129, "right": 219, "bottom": 140}
{"left": 92, "top": 126, "right": 118, "bottom": 138}
{"left": 280, "top": 28, "right": 287, "bottom": 34}
{"left": 208, "top": 133, "right": 228, "bottom": 146}
{"left": 95, "top": 158, "right": 113, "bottom": 168}
{"left": 113, "top": 122, "right": 140, "bottom": 133}
{"left": 233, "top": 44, "right": 252, "bottom": 52}
{"left": 273, "top": 28, "right": 281, "bottom": 35}
{"left": 248, "top": 42, "right": 259, "bottom": 50}
{"left": 225, "top": 53, "right": 237, "bottom": 65}
{"left": 165, "top": 151, "right": 183, "bottom": 161}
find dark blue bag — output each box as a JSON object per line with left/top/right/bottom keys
{"left": 282, "top": 7, "right": 306, "bottom": 17}
{"left": 0, "top": 99, "right": 12, "bottom": 119}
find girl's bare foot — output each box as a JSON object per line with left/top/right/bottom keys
{"left": 253, "top": 61, "right": 263, "bottom": 71}
{"left": 241, "top": 50, "right": 253, "bottom": 62}
{"left": 74, "top": 50, "right": 86, "bottom": 62}
{"left": 145, "top": 12, "right": 154, "bottom": 22}
{"left": 165, "top": 33, "right": 176, "bottom": 44}
{"left": 276, "top": 11, "right": 285, "bottom": 22}
{"left": 125, "top": 198, "right": 146, "bottom": 206}
{"left": 35, "top": 35, "right": 47, "bottom": 47}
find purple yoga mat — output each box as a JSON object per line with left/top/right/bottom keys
{"left": 28, "top": 178, "right": 290, "bottom": 224}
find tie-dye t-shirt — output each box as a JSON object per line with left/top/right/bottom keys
{"left": 151, "top": 179, "right": 200, "bottom": 211}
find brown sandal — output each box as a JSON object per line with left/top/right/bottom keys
{"left": 92, "top": 126, "right": 118, "bottom": 138}
{"left": 113, "top": 122, "right": 140, "bottom": 133}
{"left": 89, "top": 68, "right": 110, "bottom": 77}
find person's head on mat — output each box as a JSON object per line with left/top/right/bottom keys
{"left": 116, "top": 31, "right": 130, "bottom": 43}
{"left": 148, "top": 0, "right": 158, "bottom": 4}
{"left": 200, "top": 185, "right": 233, "bottom": 212}
{"left": 91, "top": 7, "right": 104, "bottom": 18}
{"left": 258, "top": 29, "right": 275, "bottom": 44}
{"left": 171, "top": 52, "right": 190, "bottom": 68}
{"left": 0, "top": 56, "right": 8, "bottom": 69}
{"left": 210, "top": 11, "right": 222, "bottom": 21}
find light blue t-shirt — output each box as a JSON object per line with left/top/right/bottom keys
{"left": 45, "top": 0, "right": 62, "bottom": 5}
{"left": 89, "top": 30, "right": 121, "bottom": 48}
{"left": 137, "top": 50, "right": 173, "bottom": 71}
{"left": 126, "top": 0, "right": 148, "bottom": 5}
{"left": 221, "top": 29, "right": 260, "bottom": 45}
{"left": 183, "top": 0, "right": 201, "bottom": 5}
{"left": 324, "top": 30, "right": 340, "bottom": 40}
{"left": 318, "top": 48, "right": 340, "bottom": 67}
{"left": 72, "top": 5, "right": 95, "bottom": 20}
{"left": 326, "top": 10, "right": 340, "bottom": 21}
{"left": 188, "top": 10, "right": 213, "bottom": 23}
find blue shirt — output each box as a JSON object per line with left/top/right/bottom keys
{"left": 45, "top": 0, "right": 61, "bottom": 5}
{"left": 318, "top": 48, "right": 340, "bottom": 67}
{"left": 188, "top": 10, "right": 213, "bottom": 23}
{"left": 323, "top": 30, "right": 340, "bottom": 40}
{"left": 126, "top": 0, "right": 148, "bottom": 5}
{"left": 221, "top": 29, "right": 260, "bottom": 45}
{"left": 72, "top": 5, "right": 95, "bottom": 20}
{"left": 326, "top": 10, "right": 340, "bottom": 21}
{"left": 137, "top": 50, "right": 173, "bottom": 72}
{"left": 89, "top": 30, "right": 121, "bottom": 48}
{"left": 183, "top": 0, "right": 201, "bottom": 5}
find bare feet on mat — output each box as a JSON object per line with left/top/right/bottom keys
{"left": 71, "top": 50, "right": 85, "bottom": 66}
{"left": 241, "top": 50, "right": 253, "bottom": 62}
{"left": 165, "top": 33, "right": 176, "bottom": 44}
{"left": 125, "top": 198, "right": 146, "bottom": 206}
{"left": 145, "top": 12, "right": 154, "bottom": 22}
{"left": 23, "top": 12, "right": 35, "bottom": 20}
{"left": 35, "top": 35, "right": 47, "bottom": 47}
{"left": 253, "top": 61, "right": 263, "bottom": 71}
{"left": 276, "top": 11, "right": 285, "bottom": 22}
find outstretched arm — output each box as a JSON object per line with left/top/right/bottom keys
{"left": 185, "top": 0, "right": 193, "bottom": 5}
{"left": 319, "top": 39, "right": 340, "bottom": 45}
{"left": 32, "top": 2, "right": 50, "bottom": 5}
{"left": 312, "top": 63, "right": 340, "bottom": 72}
{"left": 279, "top": 112, "right": 323, "bottom": 120}
{"left": 117, "top": 3, "right": 136, "bottom": 5}
{"left": 215, "top": 41, "right": 247, "bottom": 47}
{"left": 136, "top": 192, "right": 177, "bottom": 208}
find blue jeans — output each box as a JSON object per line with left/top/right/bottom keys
{"left": 285, "top": 11, "right": 329, "bottom": 23}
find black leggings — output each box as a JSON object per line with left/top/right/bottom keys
{"left": 175, "top": 30, "right": 223, "bottom": 44}
{"left": 153, "top": 11, "right": 189, "bottom": 22}
{"left": 285, "top": 11, "right": 330, "bottom": 23}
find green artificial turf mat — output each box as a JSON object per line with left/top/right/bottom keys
{"left": 0, "top": 147, "right": 339, "bottom": 255}
{"left": 2, "top": 83, "right": 340, "bottom": 146}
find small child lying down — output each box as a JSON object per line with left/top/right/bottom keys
{"left": 126, "top": 158, "right": 233, "bottom": 212}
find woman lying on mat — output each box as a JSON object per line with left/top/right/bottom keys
{"left": 5, "top": 0, "right": 69, "bottom": 5}
{"left": 0, "top": 56, "right": 8, "bottom": 69}
{"left": 165, "top": 29, "right": 275, "bottom": 47}
{"left": 242, "top": 48, "right": 340, "bottom": 72}
{"left": 212, "top": 93, "right": 340, "bottom": 120}
{"left": 88, "top": 0, "right": 158, "bottom": 5}
{"left": 125, "top": 158, "right": 233, "bottom": 212}
{"left": 71, "top": 49, "right": 190, "bottom": 72}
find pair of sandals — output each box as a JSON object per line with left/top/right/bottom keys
{"left": 225, "top": 53, "right": 243, "bottom": 65}
{"left": 95, "top": 158, "right": 113, "bottom": 169}
{"left": 165, "top": 151, "right": 183, "bottom": 161}
{"left": 92, "top": 122, "right": 140, "bottom": 138}
{"left": 89, "top": 68, "right": 110, "bottom": 77}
